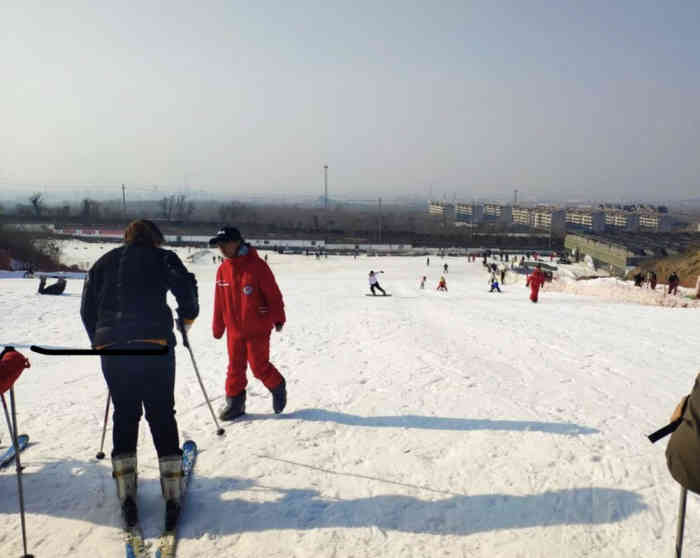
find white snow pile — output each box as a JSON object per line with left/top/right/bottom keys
{"left": 185, "top": 249, "right": 216, "bottom": 264}
{"left": 548, "top": 276, "right": 700, "bottom": 308}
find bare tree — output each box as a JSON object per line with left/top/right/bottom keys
{"left": 29, "top": 193, "right": 43, "bottom": 217}
{"left": 159, "top": 196, "right": 176, "bottom": 221}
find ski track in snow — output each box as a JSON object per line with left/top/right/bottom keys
{"left": 0, "top": 241, "right": 698, "bottom": 557}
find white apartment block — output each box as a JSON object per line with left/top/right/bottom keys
{"left": 566, "top": 210, "right": 606, "bottom": 233}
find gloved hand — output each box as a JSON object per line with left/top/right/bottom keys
{"left": 0, "top": 346, "right": 15, "bottom": 359}
{"left": 275, "top": 322, "right": 284, "bottom": 332}
{"left": 178, "top": 319, "right": 194, "bottom": 334}
{"left": 671, "top": 396, "right": 689, "bottom": 422}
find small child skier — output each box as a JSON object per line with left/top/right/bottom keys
{"left": 488, "top": 271, "right": 502, "bottom": 293}
{"left": 437, "top": 276, "right": 448, "bottom": 291}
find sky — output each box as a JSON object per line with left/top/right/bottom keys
{"left": 2, "top": 1, "right": 700, "bottom": 203}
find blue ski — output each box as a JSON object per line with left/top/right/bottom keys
{"left": 154, "top": 440, "right": 197, "bottom": 558}
{"left": 0, "top": 434, "right": 29, "bottom": 469}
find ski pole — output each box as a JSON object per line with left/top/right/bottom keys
{"left": 2, "top": 389, "right": 33, "bottom": 558}
{"left": 676, "top": 485, "right": 688, "bottom": 558}
{"left": 178, "top": 320, "right": 224, "bottom": 436}
{"left": 96, "top": 391, "right": 111, "bottom": 460}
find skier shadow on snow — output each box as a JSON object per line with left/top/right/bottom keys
{"left": 0, "top": 460, "right": 645, "bottom": 538}
{"left": 251, "top": 408, "right": 599, "bottom": 436}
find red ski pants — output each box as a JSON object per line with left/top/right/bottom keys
{"left": 530, "top": 285, "right": 541, "bottom": 303}
{"left": 225, "top": 334, "right": 283, "bottom": 397}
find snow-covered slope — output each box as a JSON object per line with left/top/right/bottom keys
{"left": 0, "top": 243, "right": 698, "bottom": 557}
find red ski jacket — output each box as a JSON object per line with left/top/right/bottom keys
{"left": 212, "top": 245, "right": 286, "bottom": 340}
{"left": 526, "top": 269, "right": 546, "bottom": 289}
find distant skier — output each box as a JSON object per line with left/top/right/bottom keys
{"left": 437, "top": 276, "right": 448, "bottom": 291}
{"left": 38, "top": 276, "right": 67, "bottom": 295}
{"left": 488, "top": 272, "right": 501, "bottom": 293}
{"left": 443, "top": 263, "right": 448, "bottom": 273}
{"left": 526, "top": 264, "right": 546, "bottom": 303}
{"left": 426, "top": 257, "right": 430, "bottom": 266}
{"left": 500, "top": 267, "right": 506, "bottom": 285}
{"left": 368, "top": 270, "right": 387, "bottom": 296}
{"left": 633, "top": 272, "right": 644, "bottom": 287}
{"left": 210, "top": 227, "right": 287, "bottom": 421}
{"left": 80, "top": 219, "right": 199, "bottom": 529}
{"left": 264, "top": 254, "right": 268, "bottom": 262}
{"left": 650, "top": 271, "right": 658, "bottom": 290}
{"left": 668, "top": 271, "right": 680, "bottom": 295}
{"left": 420, "top": 276, "right": 426, "bottom": 289}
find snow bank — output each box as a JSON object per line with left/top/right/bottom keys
{"left": 549, "top": 276, "right": 700, "bottom": 308}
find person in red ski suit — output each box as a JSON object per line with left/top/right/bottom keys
{"left": 210, "top": 227, "right": 287, "bottom": 420}
{"left": 526, "top": 265, "right": 546, "bottom": 303}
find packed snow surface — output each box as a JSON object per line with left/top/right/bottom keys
{"left": 1, "top": 240, "right": 699, "bottom": 557}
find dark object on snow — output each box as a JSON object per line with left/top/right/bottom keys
{"left": 38, "top": 276, "right": 67, "bottom": 295}
{"left": 633, "top": 272, "right": 643, "bottom": 287}
{"left": 219, "top": 390, "right": 246, "bottom": 420}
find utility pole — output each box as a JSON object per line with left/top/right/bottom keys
{"left": 122, "top": 184, "right": 126, "bottom": 219}
{"left": 323, "top": 165, "right": 328, "bottom": 210}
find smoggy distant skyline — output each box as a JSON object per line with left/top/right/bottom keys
{"left": 2, "top": 1, "right": 699, "bottom": 203}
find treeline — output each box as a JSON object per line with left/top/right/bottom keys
{"left": 0, "top": 193, "right": 564, "bottom": 250}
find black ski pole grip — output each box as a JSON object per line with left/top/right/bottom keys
{"left": 648, "top": 418, "right": 682, "bottom": 443}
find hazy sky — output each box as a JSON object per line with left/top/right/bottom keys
{"left": 2, "top": 1, "right": 699, "bottom": 202}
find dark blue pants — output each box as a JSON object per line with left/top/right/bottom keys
{"left": 101, "top": 343, "right": 180, "bottom": 458}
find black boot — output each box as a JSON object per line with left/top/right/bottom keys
{"left": 271, "top": 377, "right": 286, "bottom": 414}
{"left": 219, "top": 391, "right": 246, "bottom": 420}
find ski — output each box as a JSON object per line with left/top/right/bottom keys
{"left": 124, "top": 525, "right": 148, "bottom": 558}
{"left": 0, "top": 434, "right": 29, "bottom": 468}
{"left": 154, "top": 440, "right": 197, "bottom": 558}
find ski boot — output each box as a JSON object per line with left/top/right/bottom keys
{"left": 270, "top": 377, "right": 287, "bottom": 414}
{"left": 112, "top": 453, "right": 138, "bottom": 527}
{"left": 219, "top": 390, "right": 246, "bottom": 421}
{"left": 159, "top": 454, "right": 185, "bottom": 531}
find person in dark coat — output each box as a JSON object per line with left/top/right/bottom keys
{"left": 80, "top": 219, "right": 199, "bottom": 528}
{"left": 667, "top": 374, "right": 700, "bottom": 494}
{"left": 668, "top": 271, "right": 680, "bottom": 295}
{"left": 38, "top": 276, "right": 67, "bottom": 295}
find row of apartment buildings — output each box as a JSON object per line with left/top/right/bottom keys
{"left": 428, "top": 201, "right": 673, "bottom": 233}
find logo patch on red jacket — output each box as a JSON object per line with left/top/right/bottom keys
{"left": 243, "top": 285, "right": 254, "bottom": 295}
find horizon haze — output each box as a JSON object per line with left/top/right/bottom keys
{"left": 3, "top": 2, "right": 699, "bottom": 203}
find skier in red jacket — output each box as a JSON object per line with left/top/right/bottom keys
{"left": 526, "top": 264, "right": 546, "bottom": 303}
{"left": 209, "top": 227, "right": 287, "bottom": 420}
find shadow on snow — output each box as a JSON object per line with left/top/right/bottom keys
{"left": 0, "top": 459, "right": 644, "bottom": 539}
{"left": 251, "top": 408, "right": 599, "bottom": 437}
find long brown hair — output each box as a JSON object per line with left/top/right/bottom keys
{"left": 124, "top": 219, "right": 165, "bottom": 246}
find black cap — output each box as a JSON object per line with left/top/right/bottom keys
{"left": 209, "top": 227, "right": 243, "bottom": 246}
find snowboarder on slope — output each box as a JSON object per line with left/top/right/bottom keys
{"left": 369, "top": 270, "right": 387, "bottom": 296}
{"left": 80, "top": 219, "right": 199, "bottom": 529}
{"left": 437, "top": 276, "right": 448, "bottom": 291}
{"left": 526, "top": 264, "right": 546, "bottom": 303}
{"left": 38, "top": 276, "right": 67, "bottom": 295}
{"left": 210, "top": 227, "right": 287, "bottom": 421}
